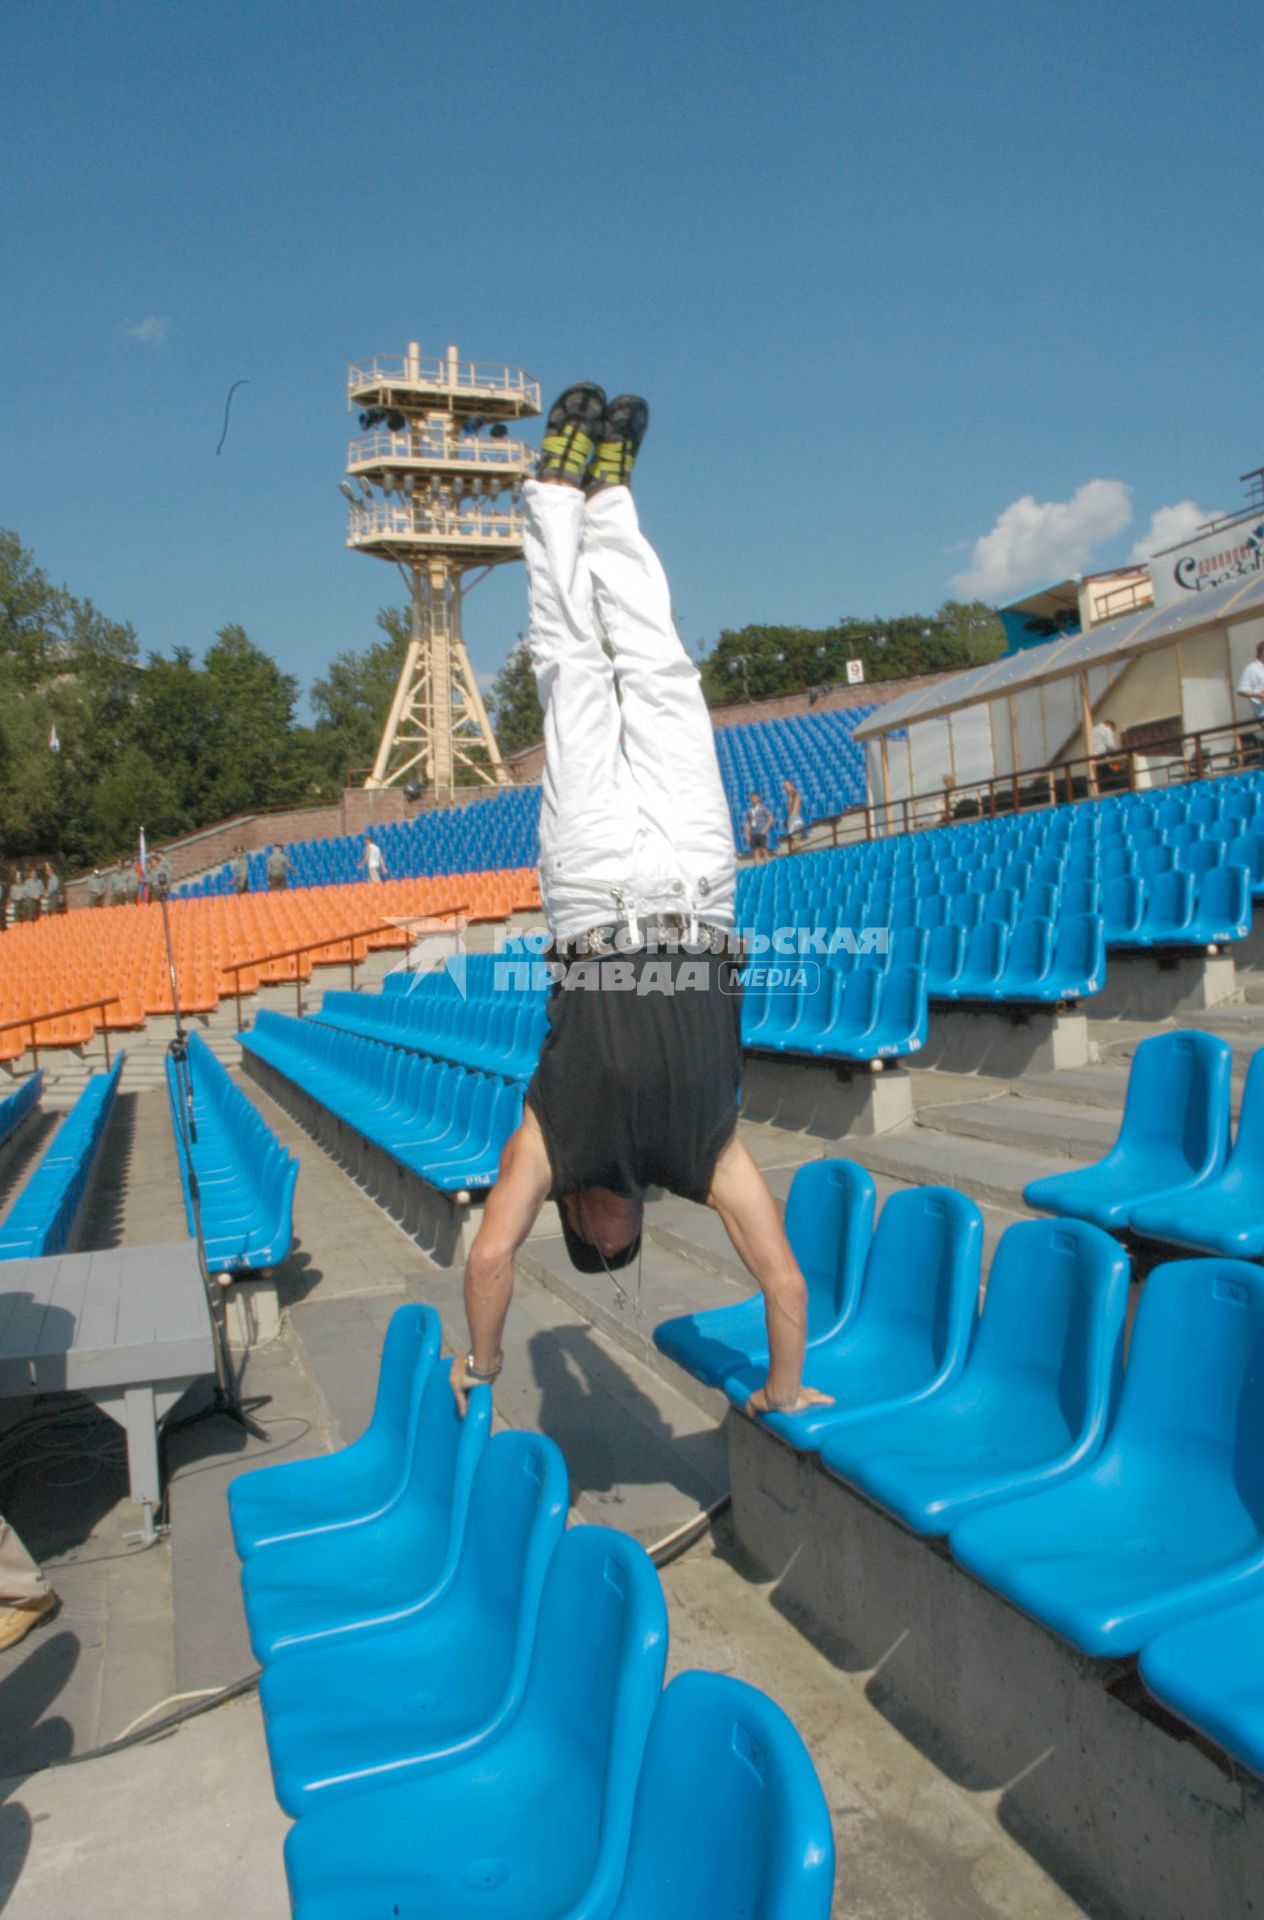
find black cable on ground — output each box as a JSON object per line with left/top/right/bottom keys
{"left": 33, "top": 1670, "right": 262, "bottom": 1775}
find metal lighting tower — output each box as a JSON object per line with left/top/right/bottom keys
{"left": 345, "top": 342, "right": 541, "bottom": 794}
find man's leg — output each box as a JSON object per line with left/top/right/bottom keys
{"left": 523, "top": 478, "right": 637, "bottom": 939}
{"left": 584, "top": 484, "right": 736, "bottom": 925}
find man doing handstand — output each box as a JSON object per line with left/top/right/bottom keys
{"left": 451, "top": 383, "right": 831, "bottom": 1423}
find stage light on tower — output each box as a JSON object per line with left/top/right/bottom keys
{"left": 343, "top": 341, "right": 541, "bottom": 796}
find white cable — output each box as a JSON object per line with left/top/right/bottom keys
{"left": 112, "top": 1688, "right": 226, "bottom": 1744}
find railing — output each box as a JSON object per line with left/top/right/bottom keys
{"left": 1091, "top": 579, "right": 1153, "bottom": 623}
{"left": 836, "top": 715, "right": 1264, "bottom": 845}
{"left": 227, "top": 908, "right": 469, "bottom": 1025}
{"left": 347, "top": 429, "right": 531, "bottom": 469}
{"left": 347, "top": 501, "right": 525, "bottom": 545}
{"left": 348, "top": 357, "right": 542, "bottom": 406}
{"left": 0, "top": 997, "right": 119, "bottom": 1073}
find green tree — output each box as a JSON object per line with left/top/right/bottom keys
{"left": 200, "top": 624, "right": 301, "bottom": 817}
{"left": 91, "top": 744, "right": 185, "bottom": 854}
{"left": 487, "top": 635, "right": 543, "bottom": 755}
{"left": 310, "top": 606, "right": 410, "bottom": 778}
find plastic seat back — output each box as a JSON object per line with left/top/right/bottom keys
{"left": 1108, "top": 1259, "right": 1264, "bottom": 1518}
{"left": 1113, "top": 1030, "right": 1232, "bottom": 1182}
{"left": 516, "top": 1527, "right": 669, "bottom": 1910}
{"left": 856, "top": 1186, "right": 983, "bottom": 1374}
{"left": 785, "top": 1159, "right": 875, "bottom": 1341}
{"left": 608, "top": 1672, "right": 835, "bottom": 1920}
{"left": 970, "top": 1221, "right": 1130, "bottom": 1441}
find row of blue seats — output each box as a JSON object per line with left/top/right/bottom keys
{"left": 166, "top": 1032, "right": 298, "bottom": 1273}
{"left": 315, "top": 985, "right": 547, "bottom": 1083}
{"left": 1025, "top": 1029, "right": 1264, "bottom": 1257}
{"left": 0, "top": 1072, "right": 42, "bottom": 1151}
{"left": 229, "top": 1306, "right": 835, "bottom": 1919}
{"left": 178, "top": 788, "right": 544, "bottom": 898}
{"left": 743, "top": 961, "right": 926, "bottom": 1060}
{"left": 238, "top": 1011, "right": 521, "bottom": 1192}
{"left": 0, "top": 1055, "right": 123, "bottom": 1260}
{"left": 654, "top": 1162, "right": 1264, "bottom": 1775}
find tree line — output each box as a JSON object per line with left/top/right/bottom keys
{"left": 0, "top": 526, "right": 1005, "bottom": 870}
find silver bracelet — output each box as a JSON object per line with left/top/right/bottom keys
{"left": 465, "top": 1351, "right": 503, "bottom": 1383}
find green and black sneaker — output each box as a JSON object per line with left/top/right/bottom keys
{"left": 587, "top": 394, "right": 649, "bottom": 491}
{"left": 537, "top": 382, "right": 607, "bottom": 485}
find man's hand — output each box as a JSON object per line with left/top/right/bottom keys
{"left": 449, "top": 1354, "right": 489, "bottom": 1420}
{"left": 744, "top": 1383, "right": 835, "bottom": 1420}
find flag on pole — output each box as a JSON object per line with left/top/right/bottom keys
{"left": 138, "top": 826, "right": 148, "bottom": 896}
{"left": 48, "top": 725, "right": 60, "bottom": 753}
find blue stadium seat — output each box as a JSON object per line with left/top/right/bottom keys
{"left": 240, "top": 1358, "right": 491, "bottom": 1663}
{"left": 1139, "top": 1591, "right": 1264, "bottom": 1776}
{"left": 949, "top": 1259, "right": 1264, "bottom": 1657}
{"left": 1023, "top": 1030, "right": 1232, "bottom": 1231}
{"left": 722, "top": 1186, "right": 984, "bottom": 1451}
{"left": 0, "top": 1072, "right": 42, "bottom": 1150}
{"left": 229, "top": 1304, "right": 441, "bottom": 1559}
{"left": 606, "top": 1672, "right": 836, "bottom": 1919}
{"left": 655, "top": 1159, "right": 875, "bottom": 1387}
{"left": 282, "top": 1526, "right": 669, "bottom": 1920}
{"left": 167, "top": 1033, "right": 297, "bottom": 1272}
{"left": 1130, "top": 1047, "right": 1264, "bottom": 1258}
{"left": 0, "top": 1055, "right": 123, "bottom": 1260}
{"left": 819, "top": 1219, "right": 1130, "bottom": 1533}
{"left": 259, "top": 1430, "right": 570, "bottom": 1818}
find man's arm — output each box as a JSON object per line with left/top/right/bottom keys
{"left": 706, "top": 1134, "right": 834, "bottom": 1417}
{"left": 450, "top": 1108, "right": 554, "bottom": 1414}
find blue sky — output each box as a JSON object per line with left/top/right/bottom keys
{"left": 2, "top": 0, "right": 1260, "bottom": 714}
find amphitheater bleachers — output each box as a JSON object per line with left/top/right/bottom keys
{"left": 737, "top": 768, "right": 1264, "bottom": 1062}
{"left": 239, "top": 1010, "right": 523, "bottom": 1193}
{"left": 314, "top": 955, "right": 549, "bottom": 1083}
{"left": 166, "top": 1032, "right": 298, "bottom": 1273}
{"left": 0, "top": 872, "right": 536, "bottom": 1059}
{"left": 0, "top": 1054, "right": 123, "bottom": 1259}
{"left": 715, "top": 706, "right": 876, "bottom": 845}
{"left": 231, "top": 1305, "right": 836, "bottom": 1920}
{"left": 178, "top": 787, "right": 544, "bottom": 898}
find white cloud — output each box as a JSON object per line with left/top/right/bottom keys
{"left": 121, "top": 315, "right": 171, "bottom": 345}
{"left": 1129, "top": 500, "right": 1221, "bottom": 562}
{"left": 950, "top": 479, "right": 1133, "bottom": 599}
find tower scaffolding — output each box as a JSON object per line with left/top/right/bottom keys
{"left": 344, "top": 342, "right": 541, "bottom": 795}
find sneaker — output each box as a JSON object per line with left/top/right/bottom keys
{"left": 537, "top": 382, "right": 607, "bottom": 485}
{"left": 587, "top": 394, "right": 649, "bottom": 491}
{"left": 0, "top": 1591, "right": 56, "bottom": 1652}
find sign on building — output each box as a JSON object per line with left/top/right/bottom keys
{"left": 846, "top": 659, "right": 865, "bottom": 685}
{"left": 1150, "top": 510, "right": 1264, "bottom": 609}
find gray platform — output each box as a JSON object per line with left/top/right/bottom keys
{"left": 0, "top": 1243, "right": 216, "bottom": 1522}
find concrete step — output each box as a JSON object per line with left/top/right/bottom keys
{"left": 916, "top": 1094, "right": 1113, "bottom": 1163}
{"left": 1013, "top": 1066, "right": 1128, "bottom": 1111}
{"left": 814, "top": 1126, "right": 1054, "bottom": 1212}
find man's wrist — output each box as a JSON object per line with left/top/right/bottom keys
{"left": 465, "top": 1350, "right": 503, "bottom": 1383}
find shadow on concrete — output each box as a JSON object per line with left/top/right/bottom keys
{"left": 529, "top": 1323, "right": 725, "bottom": 1509}
{"left": 75, "top": 1091, "right": 138, "bottom": 1250}
{"left": 0, "top": 1627, "right": 79, "bottom": 1909}
{"left": 0, "top": 1113, "right": 60, "bottom": 1220}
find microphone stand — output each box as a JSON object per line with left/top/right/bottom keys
{"left": 157, "top": 892, "right": 270, "bottom": 1447}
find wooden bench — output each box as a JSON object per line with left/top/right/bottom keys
{"left": 0, "top": 1241, "right": 216, "bottom": 1544}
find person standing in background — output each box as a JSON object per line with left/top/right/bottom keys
{"left": 87, "top": 867, "right": 106, "bottom": 909}
{"left": 782, "top": 776, "right": 805, "bottom": 848}
{"left": 362, "top": 831, "right": 388, "bottom": 883}
{"left": 150, "top": 853, "right": 173, "bottom": 902}
{"left": 266, "top": 845, "right": 296, "bottom": 891}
